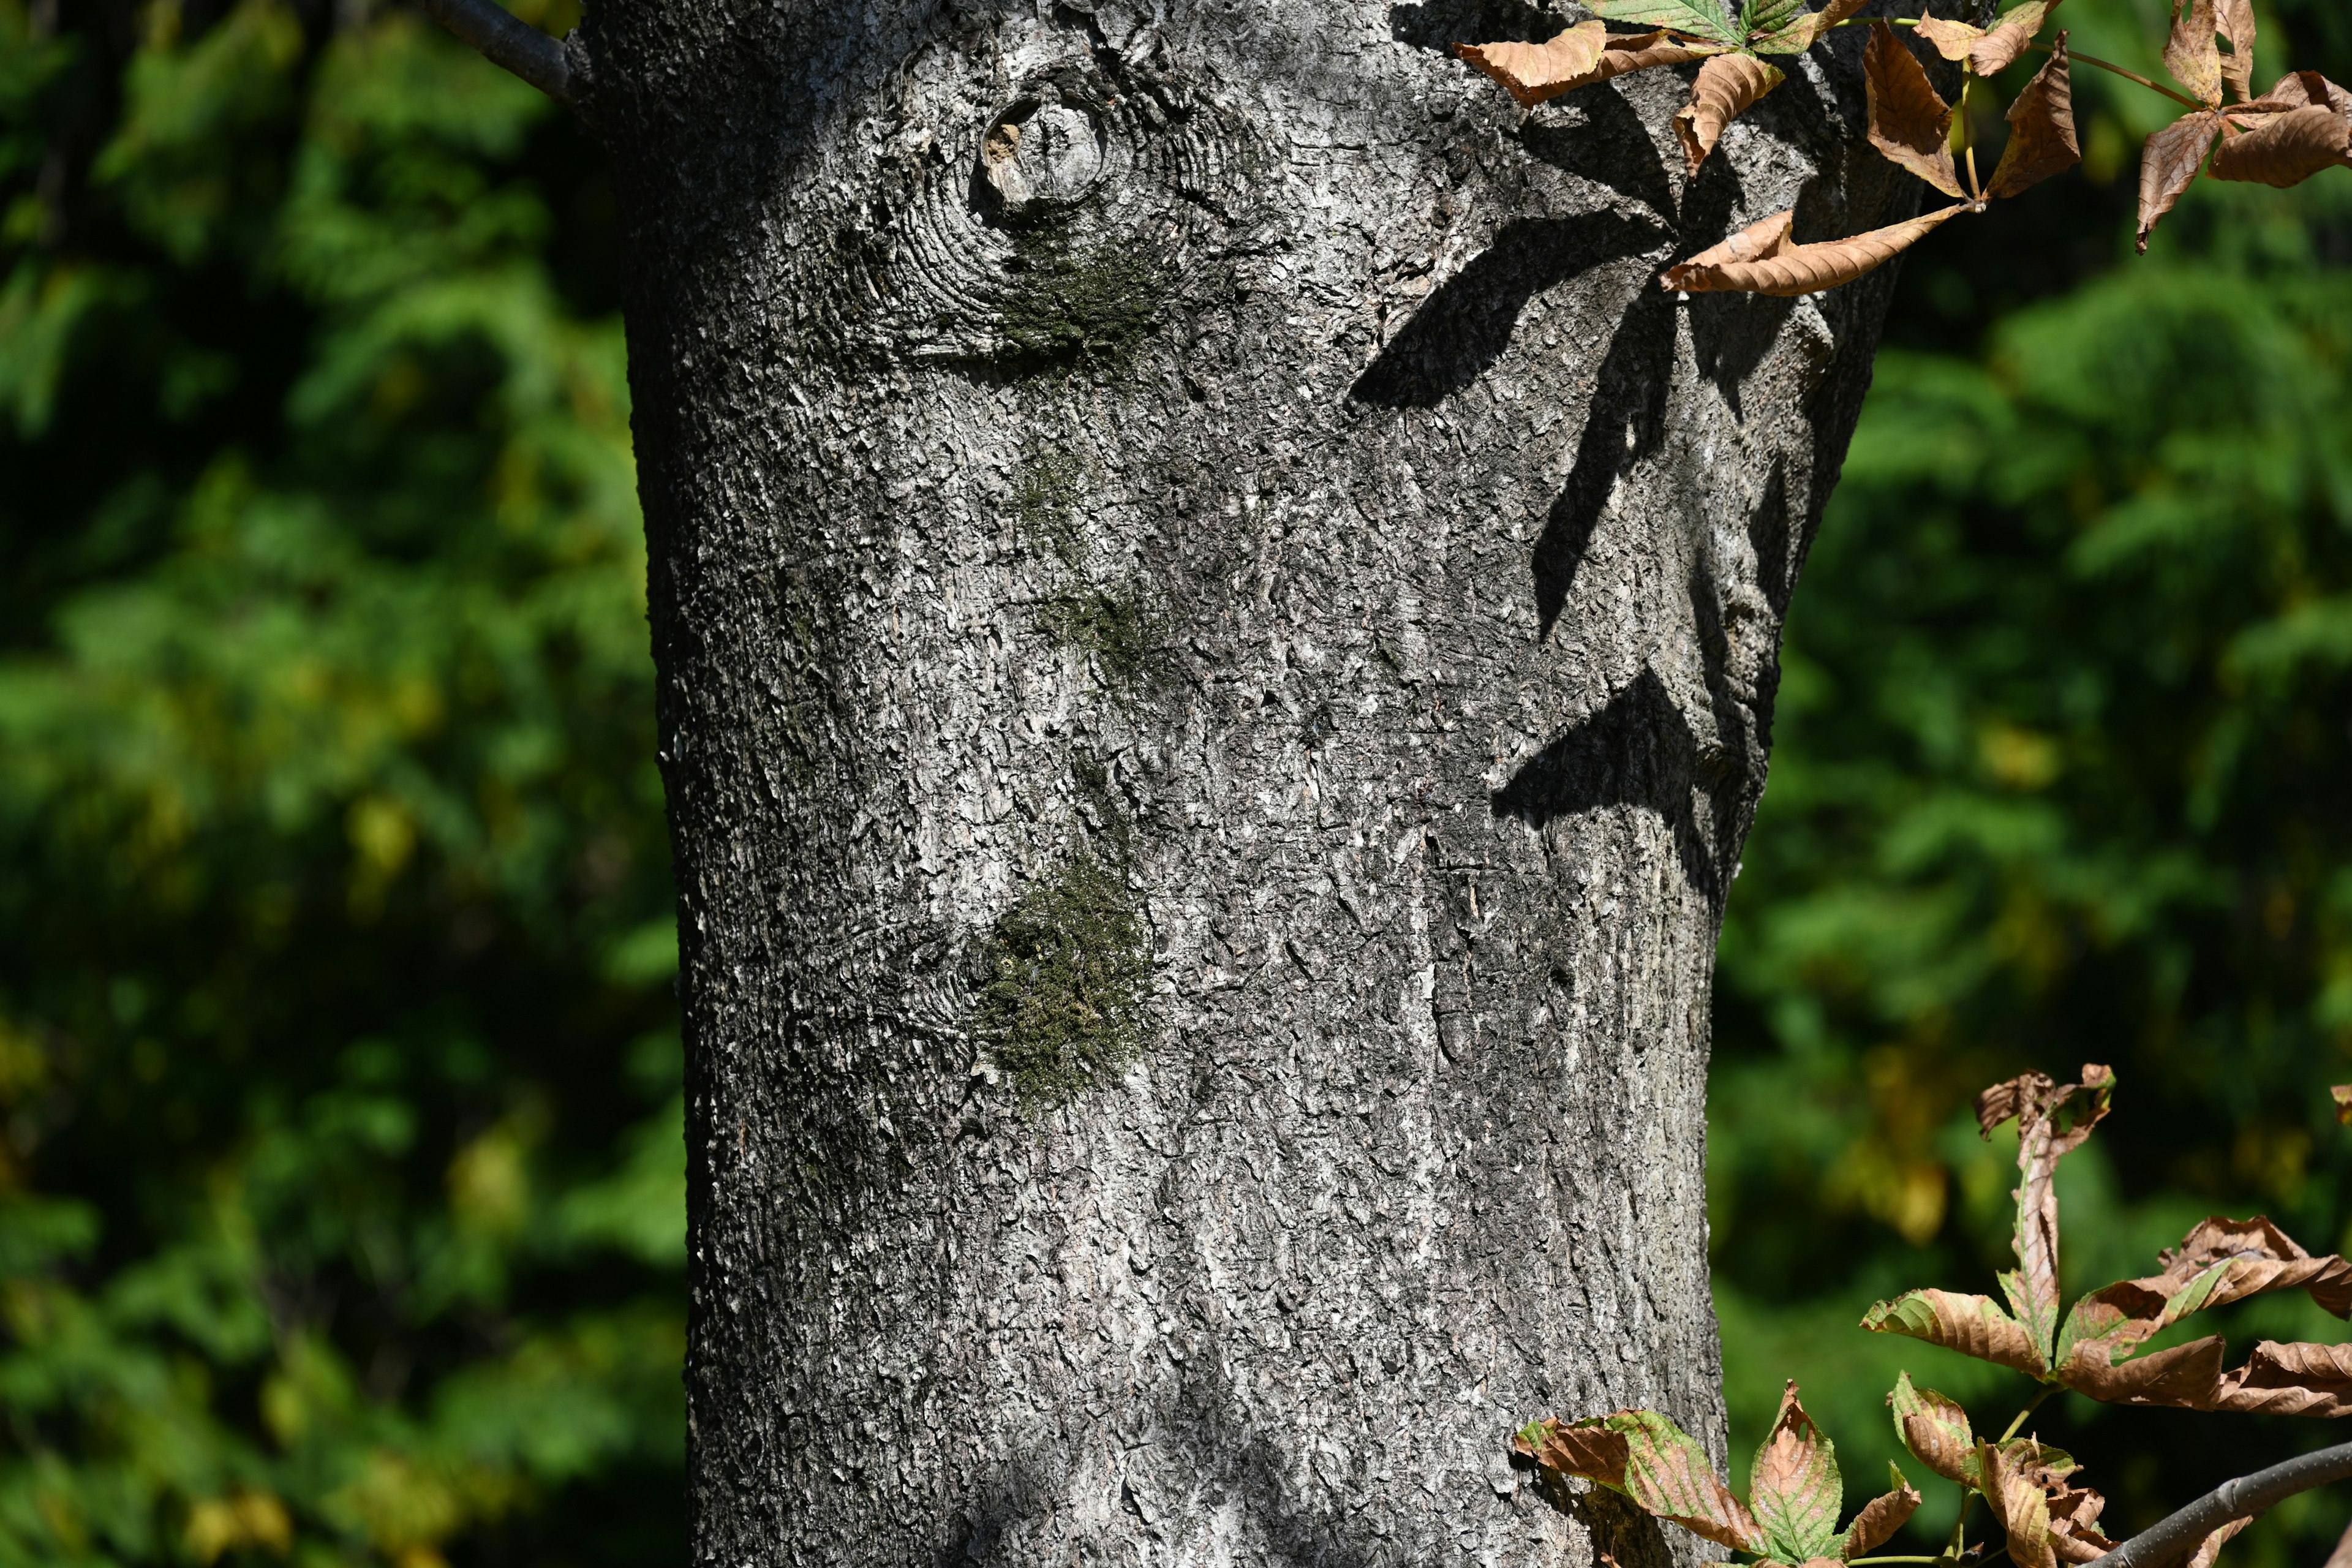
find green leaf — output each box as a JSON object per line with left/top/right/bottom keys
{"left": 1741, "top": 0, "right": 1809, "bottom": 37}
{"left": 1750, "top": 1382, "right": 1844, "bottom": 1564}
{"left": 1589, "top": 0, "right": 1741, "bottom": 45}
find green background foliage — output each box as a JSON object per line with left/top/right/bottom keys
{"left": 8, "top": 0, "right": 2352, "bottom": 1562}
{"left": 1713, "top": 4, "right": 2352, "bottom": 1564}
{"left": 0, "top": 0, "right": 678, "bottom": 1562}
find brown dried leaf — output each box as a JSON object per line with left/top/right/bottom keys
{"left": 2060, "top": 1333, "right": 2228, "bottom": 1404}
{"left": 2210, "top": 104, "right": 2352, "bottom": 185}
{"left": 1971, "top": 1, "right": 2060, "bottom": 75}
{"left": 1983, "top": 1441, "right": 2059, "bottom": 1568}
{"left": 2182, "top": 1517, "right": 2256, "bottom": 1568}
{"left": 2047, "top": 1485, "right": 2119, "bottom": 1566}
{"left": 1673, "top": 208, "right": 1797, "bottom": 273}
{"left": 2217, "top": 0, "right": 2256, "bottom": 102}
{"left": 1751, "top": 0, "right": 1869, "bottom": 55}
{"left": 1843, "top": 1474, "right": 1923, "bottom": 1559}
{"left": 1914, "top": 16, "right": 1985, "bottom": 62}
{"left": 1455, "top": 26, "right": 1728, "bottom": 107}
{"left": 2319, "top": 1517, "right": 2352, "bottom": 1568}
{"left": 1675, "top": 53, "right": 1787, "bottom": 173}
{"left": 2155, "top": 1215, "right": 2352, "bottom": 1317}
{"left": 1863, "top": 1286, "right": 2047, "bottom": 1374}
{"left": 1989, "top": 36, "right": 2081, "bottom": 197}
{"left": 2253, "top": 70, "right": 2352, "bottom": 117}
{"left": 1867, "top": 23, "right": 1964, "bottom": 196}
{"left": 1453, "top": 21, "right": 1610, "bottom": 107}
{"left": 1977, "top": 1065, "right": 2114, "bottom": 1367}
{"left": 2167, "top": 0, "right": 2225, "bottom": 107}
{"left": 2138, "top": 110, "right": 2223, "bottom": 251}
{"left": 1663, "top": 202, "right": 1967, "bottom": 296}
{"left": 2206, "top": 1340, "right": 2352, "bottom": 1417}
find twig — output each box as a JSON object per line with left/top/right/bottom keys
{"left": 2087, "top": 1441, "right": 2352, "bottom": 1568}
{"left": 410, "top": 0, "right": 573, "bottom": 104}
{"left": 2032, "top": 42, "right": 2203, "bottom": 109}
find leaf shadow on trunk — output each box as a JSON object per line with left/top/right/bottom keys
{"left": 1385, "top": 0, "right": 1563, "bottom": 49}
{"left": 1348, "top": 211, "right": 1670, "bottom": 409}
{"left": 1530, "top": 286, "right": 1677, "bottom": 638}
{"left": 1489, "top": 665, "right": 1738, "bottom": 899}
{"left": 1518, "top": 88, "right": 1680, "bottom": 219}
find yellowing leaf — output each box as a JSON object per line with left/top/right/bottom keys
{"left": 1988, "top": 37, "right": 2081, "bottom": 198}
{"left": 1866, "top": 23, "right": 1963, "bottom": 196}
{"left": 1862, "top": 1286, "right": 2047, "bottom": 1374}
{"left": 1662, "top": 202, "right": 1967, "bottom": 296}
{"left": 1675, "top": 53, "right": 1787, "bottom": 173}
{"left": 1751, "top": 0, "right": 1868, "bottom": 55}
{"left": 1518, "top": 1410, "right": 1770, "bottom": 1553}
{"left": 2138, "top": 109, "right": 2223, "bottom": 250}
{"left": 1887, "top": 1371, "right": 1977, "bottom": 1485}
{"left": 1978, "top": 1064, "right": 2113, "bottom": 1367}
{"left": 1752, "top": 1382, "right": 1844, "bottom": 1564}
{"left": 2166, "top": 0, "right": 2225, "bottom": 107}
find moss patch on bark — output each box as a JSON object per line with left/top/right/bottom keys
{"left": 974, "top": 851, "right": 1150, "bottom": 1109}
{"left": 998, "top": 227, "right": 1169, "bottom": 369}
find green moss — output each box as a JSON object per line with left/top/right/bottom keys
{"left": 1038, "top": 587, "right": 1161, "bottom": 691}
{"left": 998, "top": 227, "right": 1170, "bottom": 369}
{"left": 1011, "top": 447, "right": 1086, "bottom": 567}
{"left": 974, "top": 851, "right": 1150, "bottom": 1109}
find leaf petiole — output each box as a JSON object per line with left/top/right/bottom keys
{"left": 1996, "top": 1383, "right": 2059, "bottom": 1443}
{"left": 2030, "top": 42, "right": 2203, "bottom": 108}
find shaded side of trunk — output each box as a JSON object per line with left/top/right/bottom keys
{"left": 584, "top": 0, "right": 1909, "bottom": 1560}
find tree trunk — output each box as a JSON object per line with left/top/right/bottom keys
{"left": 584, "top": 0, "right": 1908, "bottom": 1558}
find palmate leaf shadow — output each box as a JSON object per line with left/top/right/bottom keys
{"left": 1490, "top": 666, "right": 1735, "bottom": 899}
{"left": 1349, "top": 211, "right": 1667, "bottom": 409}
{"left": 1387, "top": 0, "right": 1560, "bottom": 49}
{"left": 1518, "top": 88, "right": 1677, "bottom": 219}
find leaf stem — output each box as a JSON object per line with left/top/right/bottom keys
{"left": 2031, "top": 42, "right": 2203, "bottom": 109}
{"left": 1997, "top": 1384, "right": 2060, "bottom": 1444}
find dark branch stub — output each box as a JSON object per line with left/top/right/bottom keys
{"left": 2087, "top": 1441, "right": 2352, "bottom": 1568}
{"left": 411, "top": 0, "right": 573, "bottom": 104}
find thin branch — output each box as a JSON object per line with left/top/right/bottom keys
{"left": 411, "top": 0, "right": 572, "bottom": 104}
{"left": 2087, "top": 1441, "right": 2352, "bottom": 1568}
{"left": 2032, "top": 43, "right": 2203, "bottom": 109}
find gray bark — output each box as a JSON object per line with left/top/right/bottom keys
{"left": 581, "top": 0, "right": 1911, "bottom": 1559}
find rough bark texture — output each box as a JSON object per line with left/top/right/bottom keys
{"left": 582, "top": 0, "right": 1912, "bottom": 1560}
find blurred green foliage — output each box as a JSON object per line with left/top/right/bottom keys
{"left": 0, "top": 0, "right": 679, "bottom": 1562}
{"left": 1713, "top": 4, "right": 2352, "bottom": 1564}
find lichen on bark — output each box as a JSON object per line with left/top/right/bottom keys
{"left": 973, "top": 850, "right": 1152, "bottom": 1108}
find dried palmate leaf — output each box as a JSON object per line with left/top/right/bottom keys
{"left": 2166, "top": 0, "right": 2225, "bottom": 107}
{"left": 2138, "top": 109, "right": 2223, "bottom": 250}
{"left": 1589, "top": 0, "right": 1744, "bottom": 47}
{"left": 2185, "top": 1517, "right": 2256, "bottom": 1568}
{"left": 1454, "top": 26, "right": 1727, "bottom": 108}
{"left": 1751, "top": 0, "right": 1868, "bottom": 56}
{"left": 1979, "top": 1064, "right": 2114, "bottom": 1369}
{"left": 1988, "top": 36, "right": 2081, "bottom": 197}
{"left": 1916, "top": 1, "right": 2062, "bottom": 77}
{"left": 2046, "top": 1483, "right": 2120, "bottom": 1566}
{"left": 2211, "top": 105, "right": 2352, "bottom": 186}
{"left": 1866, "top": 23, "right": 1963, "bottom": 196}
{"left": 1662, "top": 203, "right": 1967, "bottom": 296}
{"left": 1981, "top": 1439, "right": 2059, "bottom": 1568}
{"left": 1863, "top": 1286, "right": 2047, "bottom": 1375}
{"left": 2218, "top": 0, "right": 2257, "bottom": 103}
{"left": 1517, "top": 1411, "right": 1770, "bottom": 1553}
{"left": 1887, "top": 1371, "right": 1978, "bottom": 1485}
{"left": 1675, "top": 53, "right": 1787, "bottom": 173}
{"left": 1751, "top": 1383, "right": 1844, "bottom": 1564}
{"left": 1843, "top": 1466, "right": 1923, "bottom": 1560}
{"left": 2206, "top": 1339, "right": 2352, "bottom": 1417}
